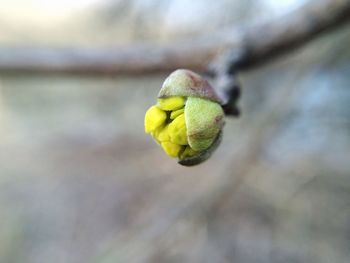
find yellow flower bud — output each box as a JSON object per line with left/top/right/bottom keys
{"left": 161, "top": 142, "right": 184, "bottom": 157}
{"left": 153, "top": 124, "right": 170, "bottom": 142}
{"left": 157, "top": 96, "right": 185, "bottom": 111}
{"left": 170, "top": 108, "right": 184, "bottom": 119}
{"left": 144, "top": 106, "right": 167, "bottom": 134}
{"left": 168, "top": 114, "right": 188, "bottom": 145}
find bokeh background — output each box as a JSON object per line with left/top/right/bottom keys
{"left": 0, "top": 0, "right": 350, "bottom": 262}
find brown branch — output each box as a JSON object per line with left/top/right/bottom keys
{"left": 0, "top": 42, "right": 221, "bottom": 74}
{"left": 0, "top": 0, "right": 349, "bottom": 75}
{"left": 209, "top": 0, "right": 350, "bottom": 113}
{"left": 212, "top": 0, "right": 350, "bottom": 72}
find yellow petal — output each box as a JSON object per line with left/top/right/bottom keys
{"left": 170, "top": 108, "right": 184, "bottom": 119}
{"left": 168, "top": 114, "right": 188, "bottom": 145}
{"left": 161, "top": 142, "right": 184, "bottom": 158}
{"left": 158, "top": 96, "right": 185, "bottom": 111}
{"left": 153, "top": 124, "right": 170, "bottom": 142}
{"left": 144, "top": 106, "right": 167, "bottom": 133}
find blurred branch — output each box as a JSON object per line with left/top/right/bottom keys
{"left": 0, "top": 0, "right": 349, "bottom": 75}
{"left": 209, "top": 0, "right": 350, "bottom": 73}
{"left": 0, "top": 43, "right": 219, "bottom": 75}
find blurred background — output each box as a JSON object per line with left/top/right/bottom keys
{"left": 0, "top": 0, "right": 350, "bottom": 262}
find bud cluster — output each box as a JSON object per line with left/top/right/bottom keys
{"left": 144, "top": 69, "right": 225, "bottom": 166}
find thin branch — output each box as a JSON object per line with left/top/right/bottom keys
{"left": 209, "top": 0, "right": 350, "bottom": 113}
{"left": 211, "top": 0, "right": 350, "bottom": 72}
{"left": 0, "top": 42, "right": 221, "bottom": 74}
{"left": 0, "top": 0, "right": 349, "bottom": 75}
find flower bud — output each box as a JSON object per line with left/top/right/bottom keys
{"left": 144, "top": 69, "right": 224, "bottom": 166}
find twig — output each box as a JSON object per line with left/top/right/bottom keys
{"left": 0, "top": 43, "right": 220, "bottom": 74}
{"left": 0, "top": 0, "right": 349, "bottom": 75}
